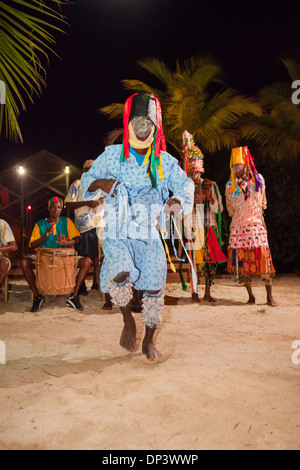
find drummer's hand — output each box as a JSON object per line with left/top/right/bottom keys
{"left": 45, "top": 227, "right": 54, "bottom": 237}
{"left": 56, "top": 234, "right": 71, "bottom": 246}
{"left": 164, "top": 198, "right": 182, "bottom": 218}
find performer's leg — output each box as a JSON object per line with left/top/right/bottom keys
{"left": 67, "top": 257, "right": 93, "bottom": 311}
{"left": 74, "top": 257, "right": 93, "bottom": 297}
{"left": 203, "top": 273, "right": 217, "bottom": 302}
{"left": 120, "top": 302, "right": 136, "bottom": 352}
{"left": 143, "top": 327, "right": 159, "bottom": 361}
{"left": 142, "top": 290, "right": 164, "bottom": 361}
{"left": 264, "top": 275, "right": 278, "bottom": 307}
{"left": 20, "top": 257, "right": 45, "bottom": 312}
{"left": 131, "top": 288, "right": 143, "bottom": 312}
{"left": 239, "top": 271, "right": 255, "bottom": 304}
{"left": 108, "top": 272, "right": 136, "bottom": 352}
{"left": 0, "top": 258, "right": 10, "bottom": 287}
{"left": 245, "top": 283, "right": 255, "bottom": 304}
{"left": 102, "top": 293, "right": 113, "bottom": 310}
{"left": 266, "top": 285, "right": 278, "bottom": 307}
{"left": 92, "top": 256, "right": 100, "bottom": 290}
{"left": 99, "top": 253, "right": 112, "bottom": 309}
{"left": 20, "top": 258, "right": 39, "bottom": 297}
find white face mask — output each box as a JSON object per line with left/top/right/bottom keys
{"left": 129, "top": 117, "right": 155, "bottom": 149}
{"left": 232, "top": 163, "right": 246, "bottom": 177}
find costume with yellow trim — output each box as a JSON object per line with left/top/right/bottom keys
{"left": 226, "top": 146, "right": 275, "bottom": 282}
{"left": 29, "top": 217, "right": 80, "bottom": 249}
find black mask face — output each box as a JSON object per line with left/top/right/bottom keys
{"left": 129, "top": 94, "right": 157, "bottom": 127}
{"left": 130, "top": 117, "right": 155, "bottom": 141}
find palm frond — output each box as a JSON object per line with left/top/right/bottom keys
{"left": 99, "top": 103, "right": 124, "bottom": 121}
{"left": 201, "top": 89, "right": 262, "bottom": 130}
{"left": 166, "top": 88, "right": 204, "bottom": 135}
{"left": 240, "top": 116, "right": 300, "bottom": 163}
{"left": 121, "top": 79, "right": 154, "bottom": 95}
{"left": 177, "top": 55, "right": 224, "bottom": 89}
{"left": 0, "top": 0, "right": 70, "bottom": 142}
{"left": 137, "top": 58, "right": 174, "bottom": 88}
{"left": 280, "top": 58, "right": 300, "bottom": 82}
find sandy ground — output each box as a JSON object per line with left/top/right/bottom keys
{"left": 0, "top": 275, "right": 299, "bottom": 450}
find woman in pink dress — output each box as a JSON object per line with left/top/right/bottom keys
{"left": 226, "top": 147, "right": 278, "bottom": 307}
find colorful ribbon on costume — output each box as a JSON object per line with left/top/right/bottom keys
{"left": 120, "top": 94, "right": 166, "bottom": 189}
{"left": 171, "top": 215, "right": 198, "bottom": 294}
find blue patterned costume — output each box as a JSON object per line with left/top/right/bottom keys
{"left": 81, "top": 145, "right": 194, "bottom": 296}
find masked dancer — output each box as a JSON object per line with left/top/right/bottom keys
{"left": 81, "top": 94, "right": 194, "bottom": 360}
{"left": 226, "top": 146, "right": 277, "bottom": 306}
{"left": 182, "top": 131, "right": 226, "bottom": 302}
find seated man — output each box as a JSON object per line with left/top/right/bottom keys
{"left": 0, "top": 219, "right": 18, "bottom": 295}
{"left": 21, "top": 197, "right": 92, "bottom": 312}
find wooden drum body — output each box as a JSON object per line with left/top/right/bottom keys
{"left": 35, "top": 248, "right": 78, "bottom": 296}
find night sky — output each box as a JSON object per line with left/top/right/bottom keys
{"left": 0, "top": 0, "right": 299, "bottom": 172}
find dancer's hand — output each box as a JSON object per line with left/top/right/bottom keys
{"left": 88, "top": 179, "right": 120, "bottom": 197}
{"left": 102, "top": 179, "right": 120, "bottom": 197}
{"left": 164, "top": 198, "right": 182, "bottom": 217}
{"left": 194, "top": 193, "right": 203, "bottom": 205}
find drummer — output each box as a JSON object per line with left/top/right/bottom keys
{"left": 21, "top": 196, "right": 92, "bottom": 312}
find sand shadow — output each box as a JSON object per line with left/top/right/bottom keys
{"left": 175, "top": 296, "right": 246, "bottom": 307}
{"left": 0, "top": 351, "right": 143, "bottom": 389}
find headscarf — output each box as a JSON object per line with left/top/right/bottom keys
{"left": 48, "top": 196, "right": 63, "bottom": 208}
{"left": 230, "top": 146, "right": 262, "bottom": 196}
{"left": 120, "top": 93, "right": 167, "bottom": 189}
{"left": 182, "top": 130, "right": 204, "bottom": 183}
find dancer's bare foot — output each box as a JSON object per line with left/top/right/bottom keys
{"left": 120, "top": 313, "right": 136, "bottom": 352}
{"left": 142, "top": 339, "right": 161, "bottom": 361}
{"left": 102, "top": 293, "right": 113, "bottom": 310}
{"left": 102, "top": 301, "right": 113, "bottom": 310}
{"left": 267, "top": 297, "right": 279, "bottom": 307}
{"left": 142, "top": 326, "right": 161, "bottom": 361}
{"left": 266, "top": 285, "right": 278, "bottom": 307}
{"left": 247, "top": 295, "right": 256, "bottom": 305}
{"left": 203, "top": 281, "right": 217, "bottom": 303}
{"left": 192, "top": 293, "right": 201, "bottom": 303}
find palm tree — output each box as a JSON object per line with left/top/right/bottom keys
{"left": 240, "top": 59, "right": 300, "bottom": 163}
{"left": 0, "top": 0, "right": 70, "bottom": 142}
{"left": 100, "top": 56, "right": 262, "bottom": 156}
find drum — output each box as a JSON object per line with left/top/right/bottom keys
{"left": 35, "top": 248, "right": 78, "bottom": 296}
